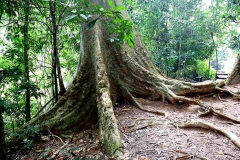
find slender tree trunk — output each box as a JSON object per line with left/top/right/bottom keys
{"left": 208, "top": 57, "right": 211, "bottom": 79}
{"left": 178, "top": 29, "right": 182, "bottom": 78}
{"left": 0, "top": 112, "right": 6, "bottom": 160}
{"left": 23, "top": 0, "right": 31, "bottom": 122}
{"left": 49, "top": 1, "right": 59, "bottom": 103}
{"left": 49, "top": 1, "right": 66, "bottom": 101}
{"left": 0, "top": 11, "right": 6, "bottom": 159}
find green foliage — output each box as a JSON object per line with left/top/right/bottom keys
{"left": 102, "top": 9, "right": 134, "bottom": 47}
{"left": 108, "top": 0, "right": 116, "bottom": 10}
{"left": 196, "top": 61, "right": 215, "bottom": 79}
{"left": 22, "top": 125, "right": 39, "bottom": 148}
{"left": 63, "top": 0, "right": 134, "bottom": 47}
{"left": 86, "top": 19, "right": 98, "bottom": 30}
{"left": 125, "top": 0, "right": 232, "bottom": 80}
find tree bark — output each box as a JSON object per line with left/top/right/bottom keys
{"left": 0, "top": 114, "right": 6, "bottom": 160}
{"left": 15, "top": 0, "right": 238, "bottom": 158}
{"left": 23, "top": 0, "right": 31, "bottom": 122}
{"left": 0, "top": 106, "right": 6, "bottom": 160}
{"left": 226, "top": 54, "right": 240, "bottom": 85}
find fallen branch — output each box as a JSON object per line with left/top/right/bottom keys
{"left": 178, "top": 119, "right": 240, "bottom": 149}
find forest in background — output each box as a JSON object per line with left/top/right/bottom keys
{"left": 125, "top": 0, "right": 239, "bottom": 79}
{"left": 0, "top": 0, "right": 239, "bottom": 151}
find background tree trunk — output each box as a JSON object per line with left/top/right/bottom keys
{"left": 49, "top": 1, "right": 66, "bottom": 103}
{"left": 23, "top": 0, "right": 31, "bottom": 122}
{"left": 0, "top": 106, "right": 6, "bottom": 160}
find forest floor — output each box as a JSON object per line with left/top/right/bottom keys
{"left": 10, "top": 88, "right": 240, "bottom": 160}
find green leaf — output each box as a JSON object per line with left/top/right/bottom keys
{"left": 40, "top": 152, "right": 46, "bottom": 158}
{"left": 108, "top": 0, "right": 115, "bottom": 10}
{"left": 125, "top": 35, "right": 134, "bottom": 48}
{"left": 83, "top": 1, "right": 90, "bottom": 7}
{"left": 80, "top": 14, "right": 88, "bottom": 20}
{"left": 85, "top": 19, "right": 98, "bottom": 30}
{"left": 115, "top": 5, "right": 127, "bottom": 11}
{"left": 65, "top": 15, "right": 77, "bottom": 22}
{"left": 17, "top": 89, "right": 27, "bottom": 93}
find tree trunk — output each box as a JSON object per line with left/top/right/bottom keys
{"left": 18, "top": 0, "right": 235, "bottom": 158}
{"left": 0, "top": 106, "right": 6, "bottom": 160}
{"left": 49, "top": 1, "right": 66, "bottom": 103}
{"left": 226, "top": 54, "right": 240, "bottom": 85}
{"left": 23, "top": 0, "right": 31, "bottom": 122}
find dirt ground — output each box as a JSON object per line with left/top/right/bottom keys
{"left": 10, "top": 93, "right": 240, "bottom": 160}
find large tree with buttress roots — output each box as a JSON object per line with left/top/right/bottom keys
{"left": 14, "top": 0, "right": 240, "bottom": 158}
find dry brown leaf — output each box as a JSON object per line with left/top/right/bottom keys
{"left": 217, "top": 150, "right": 224, "bottom": 155}
{"left": 122, "top": 108, "right": 131, "bottom": 111}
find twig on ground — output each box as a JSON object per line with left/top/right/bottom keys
{"left": 124, "top": 118, "right": 166, "bottom": 133}
{"left": 175, "top": 150, "right": 207, "bottom": 160}
{"left": 51, "top": 142, "right": 69, "bottom": 159}
{"left": 48, "top": 130, "right": 66, "bottom": 145}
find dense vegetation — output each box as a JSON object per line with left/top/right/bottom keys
{"left": 124, "top": 0, "right": 239, "bottom": 79}
{"left": 0, "top": 0, "right": 239, "bottom": 156}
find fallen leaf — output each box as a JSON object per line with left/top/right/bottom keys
{"left": 95, "top": 139, "right": 99, "bottom": 144}
{"left": 89, "top": 145, "right": 99, "bottom": 154}
{"left": 217, "top": 150, "right": 224, "bottom": 155}
{"left": 35, "top": 150, "right": 43, "bottom": 153}
{"left": 41, "top": 136, "right": 50, "bottom": 141}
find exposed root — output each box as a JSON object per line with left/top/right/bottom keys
{"left": 125, "top": 89, "right": 166, "bottom": 117}
{"left": 178, "top": 119, "right": 240, "bottom": 149}
{"left": 196, "top": 93, "right": 215, "bottom": 99}
{"left": 198, "top": 105, "right": 240, "bottom": 123}
{"left": 217, "top": 93, "right": 228, "bottom": 102}
{"left": 216, "top": 87, "right": 240, "bottom": 99}
{"left": 161, "top": 89, "right": 240, "bottom": 124}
